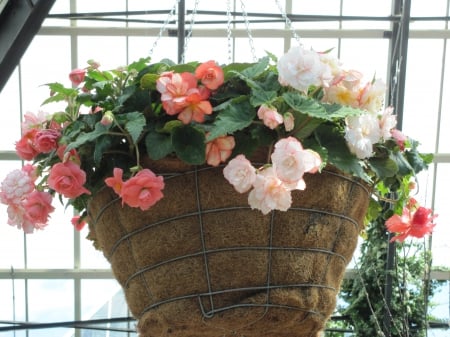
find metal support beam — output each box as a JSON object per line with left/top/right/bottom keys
{"left": 0, "top": 0, "right": 57, "bottom": 93}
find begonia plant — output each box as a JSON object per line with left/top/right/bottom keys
{"left": 0, "top": 45, "right": 436, "bottom": 241}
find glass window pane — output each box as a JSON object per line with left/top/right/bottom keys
{"left": 293, "top": 0, "right": 341, "bottom": 29}
{"left": 27, "top": 280, "right": 74, "bottom": 337}
{"left": 342, "top": 0, "right": 391, "bottom": 29}
{"left": 80, "top": 226, "right": 110, "bottom": 269}
{"left": 0, "top": 69, "right": 21, "bottom": 151}
{"left": 410, "top": 0, "right": 448, "bottom": 29}
{"left": 403, "top": 39, "right": 443, "bottom": 153}
{"left": 78, "top": 36, "right": 127, "bottom": 69}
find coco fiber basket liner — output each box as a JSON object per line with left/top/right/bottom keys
{"left": 87, "top": 160, "right": 370, "bottom": 337}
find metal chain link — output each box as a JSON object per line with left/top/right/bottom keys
{"left": 226, "top": 0, "right": 233, "bottom": 63}
{"left": 274, "top": 0, "right": 302, "bottom": 46}
{"left": 149, "top": 0, "right": 180, "bottom": 58}
{"left": 239, "top": 0, "right": 257, "bottom": 62}
{"left": 181, "top": 0, "right": 200, "bottom": 63}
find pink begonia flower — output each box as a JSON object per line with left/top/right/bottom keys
{"left": 358, "top": 78, "right": 386, "bottom": 113}
{"left": 344, "top": 114, "right": 381, "bottom": 159}
{"left": 257, "top": 105, "right": 283, "bottom": 130}
{"left": 15, "top": 129, "right": 39, "bottom": 160}
{"left": 6, "top": 203, "right": 34, "bottom": 233}
{"left": 271, "top": 137, "right": 322, "bottom": 190}
{"left": 178, "top": 91, "right": 213, "bottom": 124}
{"left": 120, "top": 169, "right": 164, "bottom": 211}
{"left": 223, "top": 154, "right": 256, "bottom": 193}
{"left": 48, "top": 161, "right": 91, "bottom": 198}
{"left": 283, "top": 112, "right": 295, "bottom": 132}
{"left": 330, "top": 69, "right": 363, "bottom": 90}
{"left": 391, "top": 128, "right": 407, "bottom": 151}
{"left": 386, "top": 198, "right": 437, "bottom": 242}
{"left": 105, "top": 167, "right": 125, "bottom": 195}
{"left": 71, "top": 215, "right": 88, "bottom": 231}
{"left": 277, "top": 46, "right": 331, "bottom": 92}
{"left": 205, "top": 134, "right": 236, "bottom": 167}
{"left": 100, "top": 110, "right": 114, "bottom": 126}
{"left": 157, "top": 72, "right": 198, "bottom": 115}
{"left": 0, "top": 168, "right": 35, "bottom": 204}
{"left": 69, "top": 68, "right": 86, "bottom": 86}
{"left": 248, "top": 167, "right": 292, "bottom": 215}
{"left": 23, "top": 191, "right": 54, "bottom": 226}
{"left": 379, "top": 106, "right": 397, "bottom": 140}
{"left": 195, "top": 60, "right": 224, "bottom": 90}
{"left": 34, "top": 129, "right": 61, "bottom": 153}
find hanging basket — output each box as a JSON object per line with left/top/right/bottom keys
{"left": 87, "top": 158, "right": 370, "bottom": 337}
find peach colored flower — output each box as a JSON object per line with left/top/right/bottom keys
{"left": 358, "top": 78, "right": 386, "bottom": 113}
{"left": 223, "top": 154, "right": 256, "bottom": 193}
{"left": 34, "top": 129, "right": 61, "bottom": 153}
{"left": 23, "top": 191, "right": 54, "bottom": 226}
{"left": 386, "top": 199, "right": 437, "bottom": 242}
{"left": 69, "top": 68, "right": 86, "bottom": 86}
{"left": 120, "top": 169, "right": 164, "bottom": 210}
{"left": 15, "top": 129, "right": 39, "bottom": 160}
{"left": 257, "top": 105, "right": 283, "bottom": 130}
{"left": 379, "top": 106, "right": 397, "bottom": 140}
{"left": 178, "top": 91, "right": 213, "bottom": 124}
{"left": 105, "top": 168, "right": 125, "bottom": 195}
{"left": 48, "top": 162, "right": 91, "bottom": 198}
{"left": 205, "top": 134, "right": 236, "bottom": 167}
{"left": 271, "top": 137, "right": 322, "bottom": 190}
{"left": 157, "top": 72, "right": 197, "bottom": 115}
{"left": 248, "top": 167, "right": 292, "bottom": 214}
{"left": 195, "top": 60, "right": 224, "bottom": 90}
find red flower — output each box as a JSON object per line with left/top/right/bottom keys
{"left": 386, "top": 198, "right": 437, "bottom": 242}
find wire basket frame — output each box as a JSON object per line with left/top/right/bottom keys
{"left": 88, "top": 160, "right": 370, "bottom": 337}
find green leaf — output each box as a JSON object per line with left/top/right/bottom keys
{"left": 94, "top": 134, "right": 113, "bottom": 165}
{"left": 145, "top": 131, "right": 173, "bottom": 160}
{"left": 140, "top": 73, "right": 159, "bottom": 90}
{"left": 128, "top": 57, "right": 151, "bottom": 73}
{"left": 315, "top": 124, "right": 370, "bottom": 182}
{"left": 124, "top": 112, "right": 146, "bottom": 144}
{"left": 45, "top": 82, "right": 78, "bottom": 96}
{"left": 66, "top": 123, "right": 109, "bottom": 151}
{"left": 283, "top": 92, "right": 331, "bottom": 120}
{"left": 368, "top": 157, "right": 399, "bottom": 179}
{"left": 207, "top": 98, "right": 255, "bottom": 141}
{"left": 41, "top": 93, "right": 69, "bottom": 106}
{"left": 172, "top": 125, "right": 205, "bottom": 164}
{"left": 323, "top": 103, "right": 363, "bottom": 119}
{"left": 291, "top": 113, "right": 323, "bottom": 139}
{"left": 241, "top": 57, "right": 269, "bottom": 78}
{"left": 249, "top": 88, "right": 277, "bottom": 107}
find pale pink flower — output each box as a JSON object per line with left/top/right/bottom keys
{"left": 318, "top": 52, "right": 342, "bottom": 80}
{"left": 257, "top": 105, "right": 283, "bottom": 129}
{"left": 358, "top": 78, "right": 386, "bottom": 113}
{"left": 100, "top": 111, "right": 114, "bottom": 126}
{"left": 386, "top": 198, "right": 437, "bottom": 242}
{"left": 223, "top": 154, "right": 256, "bottom": 193}
{"left": 277, "top": 46, "right": 330, "bottom": 92}
{"left": 6, "top": 203, "right": 29, "bottom": 232}
{"left": 195, "top": 60, "right": 224, "bottom": 90}
{"left": 283, "top": 112, "right": 295, "bottom": 132}
{"left": 330, "top": 69, "right": 363, "bottom": 90}
{"left": 248, "top": 167, "right": 292, "bottom": 215}
{"left": 205, "top": 134, "right": 235, "bottom": 167}
{"left": 21, "top": 111, "right": 48, "bottom": 133}
{"left": 120, "top": 169, "right": 164, "bottom": 211}
{"left": 48, "top": 162, "right": 91, "bottom": 198}
{"left": 23, "top": 191, "right": 54, "bottom": 226}
{"left": 344, "top": 114, "right": 381, "bottom": 159}
{"left": 271, "top": 137, "right": 322, "bottom": 190}
{"left": 379, "top": 106, "right": 397, "bottom": 140}
{"left": 0, "top": 168, "right": 35, "bottom": 204}
{"left": 323, "top": 85, "right": 359, "bottom": 107}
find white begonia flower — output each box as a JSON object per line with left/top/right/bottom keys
{"left": 345, "top": 114, "right": 382, "bottom": 159}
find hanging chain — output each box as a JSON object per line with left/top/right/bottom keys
{"left": 274, "top": 0, "right": 302, "bottom": 46}
{"left": 181, "top": 0, "right": 200, "bottom": 63}
{"left": 226, "top": 0, "right": 233, "bottom": 63}
{"left": 149, "top": 0, "right": 180, "bottom": 58}
{"left": 239, "top": 0, "right": 257, "bottom": 62}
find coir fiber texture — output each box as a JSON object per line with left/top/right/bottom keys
{"left": 87, "top": 160, "right": 370, "bottom": 337}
